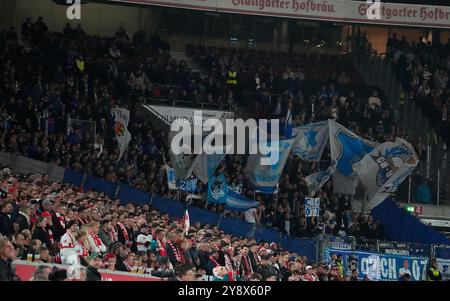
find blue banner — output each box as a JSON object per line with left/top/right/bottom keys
{"left": 118, "top": 185, "right": 150, "bottom": 205}
{"left": 84, "top": 176, "right": 118, "bottom": 198}
{"left": 63, "top": 169, "right": 84, "bottom": 187}
{"left": 324, "top": 248, "right": 429, "bottom": 281}
{"left": 207, "top": 173, "right": 227, "bottom": 204}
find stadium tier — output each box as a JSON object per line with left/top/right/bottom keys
{"left": 0, "top": 0, "right": 450, "bottom": 284}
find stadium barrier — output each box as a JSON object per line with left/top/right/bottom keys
{"left": 13, "top": 260, "right": 161, "bottom": 281}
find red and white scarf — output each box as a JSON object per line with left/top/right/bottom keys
{"left": 109, "top": 227, "right": 118, "bottom": 242}
{"left": 167, "top": 240, "right": 183, "bottom": 262}
{"left": 117, "top": 222, "right": 129, "bottom": 244}
{"left": 224, "top": 254, "right": 234, "bottom": 272}
{"left": 76, "top": 241, "right": 89, "bottom": 257}
{"left": 56, "top": 213, "right": 66, "bottom": 229}
{"left": 157, "top": 239, "right": 167, "bottom": 257}
{"left": 91, "top": 233, "right": 103, "bottom": 248}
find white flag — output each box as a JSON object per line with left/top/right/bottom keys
{"left": 112, "top": 108, "right": 131, "bottom": 160}
{"left": 329, "top": 119, "right": 378, "bottom": 195}
{"left": 184, "top": 209, "right": 190, "bottom": 235}
{"left": 353, "top": 138, "right": 419, "bottom": 209}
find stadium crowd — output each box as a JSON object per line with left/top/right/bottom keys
{"left": 386, "top": 33, "right": 450, "bottom": 148}
{"left": 0, "top": 16, "right": 446, "bottom": 282}
{"left": 0, "top": 17, "right": 397, "bottom": 241}
{"left": 0, "top": 166, "right": 382, "bottom": 281}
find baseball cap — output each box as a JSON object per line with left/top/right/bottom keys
{"left": 89, "top": 253, "right": 103, "bottom": 261}
{"left": 306, "top": 265, "right": 313, "bottom": 270}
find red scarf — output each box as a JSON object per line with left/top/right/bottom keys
{"left": 167, "top": 240, "right": 183, "bottom": 262}
{"left": 91, "top": 233, "right": 103, "bottom": 248}
{"left": 109, "top": 227, "right": 118, "bottom": 242}
{"left": 242, "top": 255, "right": 253, "bottom": 277}
{"left": 157, "top": 239, "right": 167, "bottom": 257}
{"left": 117, "top": 222, "right": 129, "bottom": 244}
{"left": 76, "top": 240, "right": 89, "bottom": 257}
{"left": 227, "top": 271, "right": 235, "bottom": 281}
{"left": 78, "top": 217, "right": 88, "bottom": 225}
{"left": 56, "top": 213, "right": 66, "bottom": 229}
{"left": 209, "top": 256, "right": 220, "bottom": 267}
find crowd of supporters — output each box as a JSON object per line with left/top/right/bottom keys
{"left": 0, "top": 167, "right": 383, "bottom": 281}
{"left": 0, "top": 18, "right": 404, "bottom": 241}
{"left": 0, "top": 16, "right": 447, "bottom": 282}
{"left": 386, "top": 33, "right": 450, "bottom": 147}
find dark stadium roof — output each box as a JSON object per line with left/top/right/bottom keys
{"left": 52, "top": 0, "right": 450, "bottom": 7}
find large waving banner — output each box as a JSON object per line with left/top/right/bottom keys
{"left": 110, "top": 0, "right": 450, "bottom": 29}
{"left": 329, "top": 119, "right": 378, "bottom": 195}
{"left": 112, "top": 108, "right": 132, "bottom": 160}
{"left": 324, "top": 248, "right": 429, "bottom": 281}
{"left": 353, "top": 138, "right": 419, "bottom": 209}
{"left": 244, "top": 137, "right": 295, "bottom": 194}
{"left": 292, "top": 121, "right": 329, "bottom": 161}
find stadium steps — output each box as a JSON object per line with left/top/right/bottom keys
{"left": 170, "top": 50, "right": 202, "bottom": 74}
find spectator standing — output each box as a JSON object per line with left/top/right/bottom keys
{"left": 427, "top": 258, "right": 442, "bottom": 281}
{"left": 86, "top": 253, "right": 103, "bottom": 281}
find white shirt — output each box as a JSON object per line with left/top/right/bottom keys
{"left": 244, "top": 208, "right": 257, "bottom": 224}
{"left": 60, "top": 231, "right": 76, "bottom": 265}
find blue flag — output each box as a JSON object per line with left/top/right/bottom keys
{"left": 225, "top": 188, "right": 260, "bottom": 212}
{"left": 292, "top": 121, "right": 329, "bottom": 161}
{"left": 244, "top": 137, "right": 295, "bottom": 194}
{"left": 207, "top": 173, "right": 227, "bottom": 204}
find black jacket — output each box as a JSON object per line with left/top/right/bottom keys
{"left": 14, "top": 214, "right": 29, "bottom": 233}
{"left": 86, "top": 265, "right": 102, "bottom": 281}
{"left": 0, "top": 259, "right": 19, "bottom": 281}
{"left": 0, "top": 212, "right": 14, "bottom": 238}
{"left": 32, "top": 226, "right": 54, "bottom": 255}
{"left": 255, "top": 264, "right": 273, "bottom": 280}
